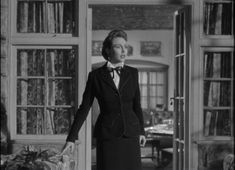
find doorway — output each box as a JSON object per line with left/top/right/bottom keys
{"left": 86, "top": 4, "right": 191, "bottom": 170}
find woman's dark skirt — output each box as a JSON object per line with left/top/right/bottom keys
{"left": 96, "top": 136, "right": 142, "bottom": 170}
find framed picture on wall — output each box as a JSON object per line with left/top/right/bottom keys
{"left": 127, "top": 45, "right": 133, "bottom": 56}
{"left": 92, "top": 41, "right": 103, "bottom": 56}
{"left": 140, "top": 41, "right": 161, "bottom": 56}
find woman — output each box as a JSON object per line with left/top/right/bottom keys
{"left": 62, "top": 29, "right": 146, "bottom": 170}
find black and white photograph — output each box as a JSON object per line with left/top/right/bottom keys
{"left": 1, "top": 1, "right": 234, "bottom": 170}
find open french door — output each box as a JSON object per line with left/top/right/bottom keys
{"left": 173, "top": 7, "right": 191, "bottom": 170}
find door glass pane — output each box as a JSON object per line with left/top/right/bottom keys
{"left": 179, "top": 56, "right": 184, "bottom": 97}
{"left": 17, "top": 49, "right": 45, "bottom": 76}
{"left": 180, "top": 13, "right": 184, "bottom": 53}
{"left": 203, "top": 2, "right": 233, "bottom": 35}
{"left": 175, "top": 99, "right": 180, "bottom": 138}
{"left": 180, "top": 99, "right": 184, "bottom": 140}
{"left": 176, "top": 15, "right": 180, "bottom": 55}
{"left": 204, "top": 110, "right": 231, "bottom": 136}
{"left": 175, "top": 58, "right": 179, "bottom": 97}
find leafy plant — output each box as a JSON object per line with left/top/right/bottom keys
{"left": 1, "top": 145, "right": 62, "bottom": 170}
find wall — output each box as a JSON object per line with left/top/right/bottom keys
{"left": 91, "top": 30, "right": 175, "bottom": 110}
{"left": 1, "top": 0, "right": 9, "bottom": 154}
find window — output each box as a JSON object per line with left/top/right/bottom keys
{"left": 203, "top": 50, "right": 234, "bottom": 137}
{"left": 16, "top": 47, "right": 76, "bottom": 135}
{"left": 138, "top": 70, "right": 168, "bottom": 127}
{"left": 203, "top": 0, "right": 234, "bottom": 36}
{"left": 11, "top": 0, "right": 79, "bottom": 139}
{"left": 16, "top": 0, "right": 75, "bottom": 34}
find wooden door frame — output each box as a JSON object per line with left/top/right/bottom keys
{"left": 84, "top": 1, "right": 194, "bottom": 170}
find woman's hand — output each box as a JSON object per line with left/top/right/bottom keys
{"left": 60, "top": 142, "right": 75, "bottom": 155}
{"left": 139, "top": 135, "right": 146, "bottom": 147}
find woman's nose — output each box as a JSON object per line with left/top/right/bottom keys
{"left": 122, "top": 46, "right": 127, "bottom": 53}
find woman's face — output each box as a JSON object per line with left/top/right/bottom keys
{"left": 108, "top": 37, "right": 128, "bottom": 64}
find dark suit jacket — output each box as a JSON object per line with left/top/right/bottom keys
{"left": 66, "top": 63, "right": 145, "bottom": 142}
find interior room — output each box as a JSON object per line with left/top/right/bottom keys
{"left": 1, "top": 0, "right": 234, "bottom": 170}
{"left": 89, "top": 4, "right": 181, "bottom": 170}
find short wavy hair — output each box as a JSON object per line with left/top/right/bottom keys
{"left": 101, "top": 29, "right": 127, "bottom": 61}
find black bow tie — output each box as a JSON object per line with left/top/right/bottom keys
{"left": 107, "top": 66, "right": 123, "bottom": 78}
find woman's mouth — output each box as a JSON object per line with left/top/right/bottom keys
{"left": 120, "top": 55, "right": 126, "bottom": 59}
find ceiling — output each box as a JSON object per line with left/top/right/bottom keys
{"left": 90, "top": 5, "right": 182, "bottom": 30}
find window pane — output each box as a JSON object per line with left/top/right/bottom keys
{"left": 156, "top": 86, "right": 164, "bottom": 96}
{"left": 203, "top": 2, "right": 233, "bottom": 35}
{"left": 17, "top": 107, "right": 74, "bottom": 135}
{"left": 149, "top": 85, "right": 156, "bottom": 97}
{"left": 156, "top": 97, "right": 164, "bottom": 106}
{"left": 17, "top": 79, "right": 45, "bottom": 105}
{"left": 204, "top": 52, "right": 232, "bottom": 78}
{"left": 141, "top": 97, "right": 148, "bottom": 109}
{"left": 204, "top": 81, "right": 231, "bottom": 107}
{"left": 47, "top": 0, "right": 74, "bottom": 33}
{"left": 47, "top": 49, "right": 75, "bottom": 77}
{"left": 17, "top": 107, "right": 44, "bottom": 134}
{"left": 139, "top": 72, "right": 148, "bottom": 84}
{"left": 17, "top": 49, "right": 45, "bottom": 76}
{"left": 140, "top": 85, "right": 147, "bottom": 97}
{"left": 149, "top": 97, "right": 157, "bottom": 109}
{"left": 48, "top": 79, "right": 75, "bottom": 105}
{"left": 46, "top": 107, "right": 74, "bottom": 134}
{"left": 156, "top": 72, "right": 164, "bottom": 84}
{"left": 17, "top": 1, "right": 45, "bottom": 33}
{"left": 17, "top": 0, "right": 75, "bottom": 33}
{"left": 149, "top": 72, "right": 157, "bottom": 84}
{"left": 204, "top": 110, "right": 231, "bottom": 136}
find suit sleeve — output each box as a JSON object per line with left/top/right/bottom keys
{"left": 66, "top": 72, "right": 95, "bottom": 142}
{"left": 133, "top": 69, "right": 145, "bottom": 135}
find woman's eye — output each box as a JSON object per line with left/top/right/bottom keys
{"left": 113, "top": 44, "right": 121, "bottom": 48}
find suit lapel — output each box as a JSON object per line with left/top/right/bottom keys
{"left": 119, "top": 65, "right": 131, "bottom": 91}
{"left": 100, "top": 64, "right": 118, "bottom": 91}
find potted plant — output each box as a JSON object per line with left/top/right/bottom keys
{"left": 1, "top": 145, "right": 65, "bottom": 170}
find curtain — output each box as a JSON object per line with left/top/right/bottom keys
{"left": 204, "top": 3, "right": 232, "bottom": 35}
{"left": 17, "top": 1, "right": 74, "bottom": 33}
{"left": 18, "top": 51, "right": 28, "bottom": 134}
{"left": 47, "top": 51, "right": 56, "bottom": 134}
{"left": 203, "top": 52, "right": 232, "bottom": 136}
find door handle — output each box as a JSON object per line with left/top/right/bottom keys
{"left": 170, "top": 97, "right": 175, "bottom": 105}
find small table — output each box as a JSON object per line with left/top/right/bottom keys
{"left": 144, "top": 131, "right": 173, "bottom": 165}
